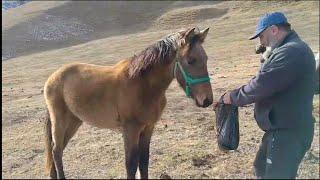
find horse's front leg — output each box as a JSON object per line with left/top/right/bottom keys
{"left": 123, "top": 123, "right": 144, "bottom": 179}
{"left": 138, "top": 125, "right": 155, "bottom": 179}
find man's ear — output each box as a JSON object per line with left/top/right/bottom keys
{"left": 270, "top": 25, "right": 279, "bottom": 35}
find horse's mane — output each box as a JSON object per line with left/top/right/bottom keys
{"left": 128, "top": 33, "right": 181, "bottom": 78}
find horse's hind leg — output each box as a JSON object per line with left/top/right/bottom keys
{"left": 49, "top": 102, "right": 82, "bottom": 179}
{"left": 63, "top": 114, "right": 82, "bottom": 149}
{"left": 49, "top": 108, "right": 68, "bottom": 179}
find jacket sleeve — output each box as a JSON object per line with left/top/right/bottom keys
{"left": 230, "top": 47, "right": 303, "bottom": 106}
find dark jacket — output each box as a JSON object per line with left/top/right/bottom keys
{"left": 230, "top": 30, "right": 316, "bottom": 131}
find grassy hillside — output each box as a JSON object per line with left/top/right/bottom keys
{"left": 2, "top": 1, "right": 319, "bottom": 179}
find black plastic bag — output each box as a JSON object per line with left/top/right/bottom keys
{"left": 214, "top": 96, "right": 239, "bottom": 150}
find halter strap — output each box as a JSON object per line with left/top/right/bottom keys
{"left": 174, "top": 60, "right": 211, "bottom": 97}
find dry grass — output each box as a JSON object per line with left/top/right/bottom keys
{"left": 2, "top": 1, "right": 319, "bottom": 179}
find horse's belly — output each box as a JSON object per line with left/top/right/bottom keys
{"left": 80, "top": 113, "right": 121, "bottom": 129}
{"left": 69, "top": 104, "right": 121, "bottom": 129}
{"left": 84, "top": 117, "right": 121, "bottom": 129}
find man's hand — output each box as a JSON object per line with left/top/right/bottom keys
{"left": 222, "top": 91, "right": 232, "bottom": 104}
{"left": 213, "top": 91, "right": 232, "bottom": 110}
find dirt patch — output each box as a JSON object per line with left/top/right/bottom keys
{"left": 151, "top": 6, "right": 228, "bottom": 30}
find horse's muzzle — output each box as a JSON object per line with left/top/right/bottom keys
{"left": 203, "top": 98, "right": 213, "bottom": 107}
{"left": 196, "top": 97, "right": 213, "bottom": 108}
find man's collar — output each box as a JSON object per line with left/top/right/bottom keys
{"left": 275, "top": 30, "right": 298, "bottom": 48}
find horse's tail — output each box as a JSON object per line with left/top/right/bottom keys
{"left": 44, "top": 108, "right": 54, "bottom": 174}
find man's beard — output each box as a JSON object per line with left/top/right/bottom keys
{"left": 268, "top": 37, "right": 278, "bottom": 50}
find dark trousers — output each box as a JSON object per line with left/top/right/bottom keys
{"left": 253, "top": 126, "right": 314, "bottom": 179}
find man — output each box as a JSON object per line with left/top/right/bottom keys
{"left": 220, "top": 12, "right": 316, "bottom": 178}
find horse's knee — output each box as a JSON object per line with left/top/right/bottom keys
{"left": 138, "top": 146, "right": 149, "bottom": 167}
{"left": 125, "top": 146, "right": 139, "bottom": 178}
{"left": 126, "top": 145, "right": 139, "bottom": 166}
{"left": 52, "top": 145, "right": 63, "bottom": 161}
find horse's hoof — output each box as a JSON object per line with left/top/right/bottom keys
{"left": 48, "top": 175, "right": 57, "bottom": 179}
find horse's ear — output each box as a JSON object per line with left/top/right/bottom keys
{"left": 199, "top": 28, "right": 210, "bottom": 42}
{"left": 184, "top": 27, "right": 196, "bottom": 45}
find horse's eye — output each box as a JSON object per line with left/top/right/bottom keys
{"left": 187, "top": 59, "right": 196, "bottom": 65}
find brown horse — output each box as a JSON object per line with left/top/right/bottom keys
{"left": 44, "top": 27, "right": 213, "bottom": 179}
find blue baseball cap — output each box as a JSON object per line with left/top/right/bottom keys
{"left": 249, "top": 12, "right": 288, "bottom": 40}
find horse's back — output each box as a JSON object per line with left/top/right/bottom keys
{"left": 44, "top": 62, "right": 127, "bottom": 128}
{"left": 45, "top": 63, "right": 106, "bottom": 95}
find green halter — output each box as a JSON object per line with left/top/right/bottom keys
{"left": 174, "top": 61, "right": 211, "bottom": 97}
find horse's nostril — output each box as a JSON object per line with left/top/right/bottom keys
{"left": 203, "top": 98, "right": 212, "bottom": 107}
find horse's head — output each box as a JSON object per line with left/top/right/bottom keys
{"left": 174, "top": 27, "right": 213, "bottom": 108}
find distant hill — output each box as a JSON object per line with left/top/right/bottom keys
{"left": 2, "top": 1, "right": 221, "bottom": 60}
{"left": 2, "top": 0, "right": 29, "bottom": 10}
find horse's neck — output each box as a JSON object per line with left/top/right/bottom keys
{"left": 145, "top": 63, "right": 175, "bottom": 94}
